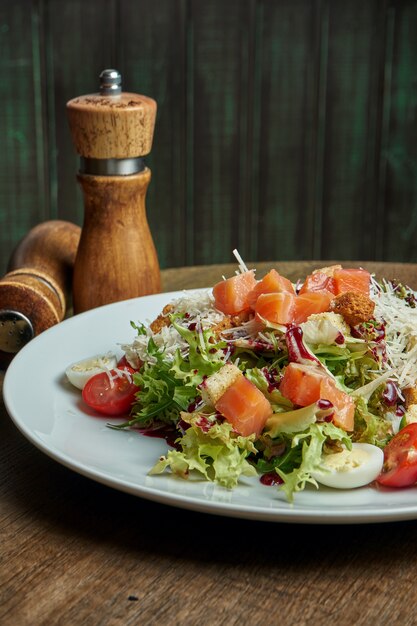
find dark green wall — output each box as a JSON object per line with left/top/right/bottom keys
{"left": 0, "top": 0, "right": 416, "bottom": 273}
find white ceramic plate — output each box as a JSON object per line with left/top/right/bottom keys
{"left": 4, "top": 290, "right": 417, "bottom": 524}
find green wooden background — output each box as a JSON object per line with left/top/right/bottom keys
{"left": 0, "top": 0, "right": 416, "bottom": 274}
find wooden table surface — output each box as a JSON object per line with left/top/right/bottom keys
{"left": 2, "top": 260, "right": 417, "bottom": 626}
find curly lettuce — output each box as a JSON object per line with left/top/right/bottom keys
{"left": 150, "top": 412, "right": 257, "bottom": 489}
{"left": 353, "top": 397, "right": 392, "bottom": 447}
{"left": 112, "top": 318, "right": 226, "bottom": 429}
{"left": 273, "top": 422, "right": 352, "bottom": 502}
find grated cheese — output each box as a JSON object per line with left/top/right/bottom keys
{"left": 233, "top": 249, "right": 250, "bottom": 274}
{"left": 370, "top": 277, "right": 417, "bottom": 387}
{"left": 104, "top": 368, "right": 115, "bottom": 389}
{"left": 112, "top": 367, "right": 133, "bottom": 383}
{"left": 121, "top": 290, "right": 225, "bottom": 366}
{"left": 104, "top": 366, "right": 134, "bottom": 389}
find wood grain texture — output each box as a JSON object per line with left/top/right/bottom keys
{"left": 2, "top": 261, "right": 417, "bottom": 626}
{"left": 382, "top": 1, "right": 417, "bottom": 262}
{"left": 255, "top": 0, "right": 321, "bottom": 262}
{"left": 189, "top": 0, "right": 251, "bottom": 264}
{"left": 0, "top": 0, "right": 48, "bottom": 266}
{"left": 118, "top": 0, "right": 188, "bottom": 269}
{"left": 67, "top": 92, "right": 157, "bottom": 159}
{"left": 44, "top": 0, "right": 118, "bottom": 226}
{"left": 0, "top": 0, "right": 417, "bottom": 278}
{"left": 320, "top": 0, "right": 388, "bottom": 260}
{"left": 8, "top": 219, "right": 80, "bottom": 293}
{"left": 0, "top": 221, "right": 80, "bottom": 367}
{"left": 161, "top": 259, "right": 417, "bottom": 291}
{"left": 73, "top": 169, "right": 160, "bottom": 312}
{"left": 0, "top": 220, "right": 81, "bottom": 331}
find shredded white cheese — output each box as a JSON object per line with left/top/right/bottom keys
{"left": 370, "top": 277, "right": 417, "bottom": 387}
{"left": 121, "top": 290, "right": 225, "bottom": 366}
{"left": 168, "top": 290, "right": 217, "bottom": 317}
{"left": 233, "top": 249, "right": 250, "bottom": 274}
{"left": 104, "top": 366, "right": 134, "bottom": 389}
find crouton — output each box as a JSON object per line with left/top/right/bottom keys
{"left": 404, "top": 404, "right": 417, "bottom": 425}
{"left": 231, "top": 310, "right": 253, "bottom": 325}
{"left": 199, "top": 363, "right": 242, "bottom": 407}
{"left": 330, "top": 291, "right": 375, "bottom": 327}
{"left": 211, "top": 316, "right": 234, "bottom": 337}
{"left": 403, "top": 386, "right": 417, "bottom": 408}
{"left": 150, "top": 303, "right": 175, "bottom": 334}
{"left": 211, "top": 311, "right": 253, "bottom": 340}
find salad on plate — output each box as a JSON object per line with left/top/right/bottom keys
{"left": 65, "top": 252, "right": 417, "bottom": 502}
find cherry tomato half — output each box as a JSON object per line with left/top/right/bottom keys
{"left": 117, "top": 355, "right": 131, "bottom": 369}
{"left": 377, "top": 423, "right": 417, "bottom": 488}
{"left": 82, "top": 365, "right": 139, "bottom": 416}
{"left": 117, "top": 354, "right": 143, "bottom": 371}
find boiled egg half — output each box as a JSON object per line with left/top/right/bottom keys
{"left": 311, "top": 443, "right": 384, "bottom": 489}
{"left": 65, "top": 353, "right": 117, "bottom": 390}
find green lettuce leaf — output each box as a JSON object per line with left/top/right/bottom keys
{"left": 353, "top": 397, "right": 392, "bottom": 446}
{"left": 244, "top": 367, "right": 293, "bottom": 409}
{"left": 114, "top": 317, "right": 227, "bottom": 429}
{"left": 254, "top": 435, "right": 302, "bottom": 474}
{"left": 149, "top": 413, "right": 257, "bottom": 489}
{"left": 276, "top": 422, "right": 352, "bottom": 502}
{"left": 170, "top": 317, "right": 227, "bottom": 378}
{"left": 313, "top": 344, "right": 379, "bottom": 391}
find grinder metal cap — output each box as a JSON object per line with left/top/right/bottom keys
{"left": 99, "top": 69, "right": 122, "bottom": 95}
{"left": 0, "top": 310, "right": 34, "bottom": 354}
{"left": 66, "top": 69, "right": 157, "bottom": 161}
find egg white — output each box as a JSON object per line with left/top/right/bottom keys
{"left": 311, "top": 443, "right": 384, "bottom": 489}
{"left": 65, "top": 353, "right": 117, "bottom": 390}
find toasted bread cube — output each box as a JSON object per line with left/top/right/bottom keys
{"left": 404, "top": 404, "right": 417, "bottom": 425}
{"left": 330, "top": 291, "right": 375, "bottom": 327}
{"left": 199, "top": 363, "right": 242, "bottom": 407}
{"left": 404, "top": 387, "right": 417, "bottom": 408}
{"left": 150, "top": 304, "right": 175, "bottom": 334}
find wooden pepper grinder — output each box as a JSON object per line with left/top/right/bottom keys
{"left": 0, "top": 220, "right": 81, "bottom": 362}
{"left": 66, "top": 69, "right": 161, "bottom": 314}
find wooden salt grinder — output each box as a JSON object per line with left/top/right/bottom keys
{"left": 0, "top": 220, "right": 81, "bottom": 361}
{"left": 66, "top": 69, "right": 161, "bottom": 314}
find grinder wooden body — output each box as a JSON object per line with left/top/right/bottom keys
{"left": 0, "top": 220, "right": 80, "bottom": 359}
{"left": 73, "top": 170, "right": 159, "bottom": 311}
{"left": 67, "top": 71, "right": 160, "bottom": 314}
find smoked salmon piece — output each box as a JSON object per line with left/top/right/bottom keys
{"left": 299, "top": 265, "right": 371, "bottom": 296}
{"left": 333, "top": 269, "right": 370, "bottom": 296}
{"left": 279, "top": 363, "right": 327, "bottom": 407}
{"left": 255, "top": 291, "right": 332, "bottom": 326}
{"left": 215, "top": 375, "right": 273, "bottom": 437}
{"left": 279, "top": 363, "right": 355, "bottom": 431}
{"left": 299, "top": 266, "right": 370, "bottom": 298}
{"left": 213, "top": 271, "right": 257, "bottom": 315}
{"left": 248, "top": 269, "right": 294, "bottom": 308}
{"left": 299, "top": 271, "right": 336, "bottom": 296}
{"left": 255, "top": 292, "right": 296, "bottom": 325}
{"left": 293, "top": 292, "right": 333, "bottom": 324}
{"left": 319, "top": 377, "right": 355, "bottom": 431}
